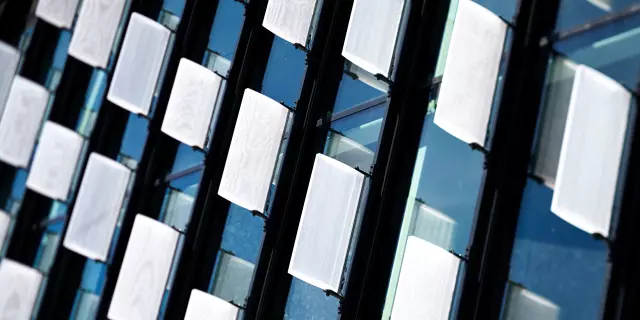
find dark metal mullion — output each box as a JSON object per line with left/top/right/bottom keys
{"left": 243, "top": 0, "right": 359, "bottom": 317}
{"left": 456, "top": 0, "right": 561, "bottom": 318}
{"left": 19, "top": 20, "right": 60, "bottom": 85}
{"left": 337, "top": 0, "right": 451, "bottom": 317}
{"left": 93, "top": 0, "right": 225, "bottom": 317}
{"left": 0, "top": 0, "right": 35, "bottom": 46}
{"left": 162, "top": 0, "right": 277, "bottom": 316}
{"left": 329, "top": 95, "right": 388, "bottom": 123}
{"left": 602, "top": 78, "right": 640, "bottom": 318}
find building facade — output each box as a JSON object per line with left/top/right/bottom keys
{"left": 0, "top": 0, "right": 638, "bottom": 319}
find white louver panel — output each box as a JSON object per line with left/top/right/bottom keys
{"left": 161, "top": 58, "right": 223, "bottom": 148}
{"left": 263, "top": 0, "right": 318, "bottom": 46}
{"left": 35, "top": 0, "right": 82, "bottom": 28}
{"left": 63, "top": 153, "right": 131, "bottom": 261}
{"left": 342, "top": 0, "right": 405, "bottom": 77}
{"left": 68, "top": 0, "right": 127, "bottom": 68}
{"left": 26, "top": 122, "right": 83, "bottom": 201}
{"left": 551, "top": 65, "right": 631, "bottom": 237}
{"left": 434, "top": 0, "right": 507, "bottom": 146}
{"left": 184, "top": 289, "right": 239, "bottom": 320}
{"left": 391, "top": 236, "right": 460, "bottom": 320}
{"left": 107, "top": 13, "right": 170, "bottom": 116}
{"left": 108, "top": 215, "right": 179, "bottom": 320}
{"left": 0, "top": 259, "right": 43, "bottom": 320}
{"left": 0, "top": 42, "right": 20, "bottom": 117}
{"left": 288, "top": 154, "right": 365, "bottom": 292}
{"left": 0, "top": 77, "right": 49, "bottom": 168}
{"left": 218, "top": 89, "right": 289, "bottom": 213}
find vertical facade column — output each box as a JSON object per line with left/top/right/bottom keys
{"left": 338, "top": 0, "right": 451, "bottom": 317}
{"left": 457, "top": 0, "right": 561, "bottom": 318}
{"left": 240, "top": 0, "right": 360, "bottom": 317}
{"left": 603, "top": 83, "right": 640, "bottom": 318}
{"left": 161, "top": 0, "right": 275, "bottom": 316}
{"left": 37, "top": 2, "right": 167, "bottom": 317}
{"left": 93, "top": 0, "right": 218, "bottom": 317}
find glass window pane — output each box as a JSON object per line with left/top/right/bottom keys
{"left": 208, "top": 0, "right": 245, "bottom": 60}
{"left": 554, "top": 13, "right": 640, "bottom": 89}
{"left": 556, "top": 0, "right": 638, "bottom": 31}
{"left": 212, "top": 251, "right": 255, "bottom": 307}
{"left": 219, "top": 205, "right": 264, "bottom": 264}
{"left": 284, "top": 278, "right": 340, "bottom": 320}
{"left": 507, "top": 180, "right": 608, "bottom": 320}
{"left": 260, "top": 38, "right": 307, "bottom": 108}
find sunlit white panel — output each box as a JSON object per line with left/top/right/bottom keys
{"left": 26, "top": 122, "right": 83, "bottom": 201}
{"left": 35, "top": 0, "right": 81, "bottom": 29}
{"left": 63, "top": 153, "right": 131, "bottom": 261}
{"left": 263, "top": 0, "right": 317, "bottom": 45}
{"left": 68, "top": 0, "right": 127, "bottom": 68}
{"left": 184, "top": 289, "right": 239, "bottom": 320}
{"left": 434, "top": 0, "right": 507, "bottom": 146}
{"left": 108, "top": 215, "right": 179, "bottom": 320}
{"left": 587, "top": 0, "right": 611, "bottom": 11}
{"left": 0, "top": 259, "right": 43, "bottom": 320}
{"left": 107, "top": 13, "right": 170, "bottom": 116}
{"left": 218, "top": 89, "right": 289, "bottom": 213}
{"left": 0, "top": 42, "right": 20, "bottom": 117}
{"left": 504, "top": 284, "right": 560, "bottom": 320}
{"left": 532, "top": 58, "right": 577, "bottom": 188}
{"left": 342, "top": 0, "right": 404, "bottom": 77}
{"left": 288, "top": 154, "right": 365, "bottom": 292}
{"left": 551, "top": 65, "right": 631, "bottom": 237}
{"left": 343, "top": 0, "right": 404, "bottom": 77}
{"left": 161, "top": 58, "right": 223, "bottom": 148}
{"left": 391, "top": 236, "right": 460, "bottom": 320}
{"left": 0, "top": 77, "right": 49, "bottom": 168}
{"left": 0, "top": 211, "right": 9, "bottom": 248}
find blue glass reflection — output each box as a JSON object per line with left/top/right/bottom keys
{"left": 163, "top": 0, "right": 186, "bottom": 16}
{"left": 554, "top": 13, "right": 640, "bottom": 89}
{"left": 208, "top": 0, "right": 245, "bottom": 59}
{"left": 415, "top": 114, "right": 484, "bottom": 254}
{"left": 473, "top": 0, "right": 517, "bottom": 21}
{"left": 556, "top": 0, "right": 638, "bottom": 31}
{"left": 53, "top": 31, "right": 72, "bottom": 70}
{"left": 331, "top": 104, "right": 386, "bottom": 154}
{"left": 170, "top": 144, "right": 204, "bottom": 175}
{"left": 10, "top": 170, "right": 28, "bottom": 201}
{"left": 219, "top": 204, "right": 264, "bottom": 264}
{"left": 284, "top": 278, "right": 340, "bottom": 320}
{"left": 168, "top": 170, "right": 201, "bottom": 192}
{"left": 120, "top": 114, "right": 149, "bottom": 161}
{"left": 261, "top": 38, "right": 306, "bottom": 108}
{"left": 333, "top": 72, "right": 386, "bottom": 114}
{"left": 509, "top": 179, "right": 608, "bottom": 320}
{"left": 80, "top": 260, "right": 107, "bottom": 294}
{"left": 84, "top": 70, "right": 108, "bottom": 112}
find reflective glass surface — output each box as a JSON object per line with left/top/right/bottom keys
{"left": 507, "top": 179, "right": 609, "bottom": 320}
